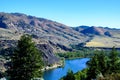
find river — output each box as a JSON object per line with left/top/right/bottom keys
{"left": 43, "top": 58, "right": 90, "bottom": 80}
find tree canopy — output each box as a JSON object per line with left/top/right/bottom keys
{"left": 7, "top": 34, "right": 43, "bottom": 80}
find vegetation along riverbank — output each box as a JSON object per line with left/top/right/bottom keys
{"left": 61, "top": 47, "right": 120, "bottom": 80}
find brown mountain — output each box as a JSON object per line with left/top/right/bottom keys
{"left": 73, "top": 26, "right": 120, "bottom": 48}
{"left": 0, "top": 12, "right": 120, "bottom": 50}
{"left": 72, "top": 25, "right": 89, "bottom": 32}
{"left": 81, "top": 26, "right": 106, "bottom": 35}
{"left": 0, "top": 12, "right": 88, "bottom": 51}
{"left": 73, "top": 26, "right": 112, "bottom": 37}
{"left": 1, "top": 12, "right": 120, "bottom": 72}
{"left": 0, "top": 12, "right": 89, "bottom": 66}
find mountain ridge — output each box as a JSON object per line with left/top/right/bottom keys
{"left": 0, "top": 12, "right": 120, "bottom": 49}
{"left": 0, "top": 12, "right": 120, "bottom": 68}
{"left": 0, "top": 12, "right": 89, "bottom": 51}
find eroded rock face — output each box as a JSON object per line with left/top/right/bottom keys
{"left": 37, "top": 44, "right": 60, "bottom": 65}
{"left": 0, "top": 40, "right": 60, "bottom": 66}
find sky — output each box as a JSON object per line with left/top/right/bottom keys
{"left": 0, "top": 0, "right": 120, "bottom": 28}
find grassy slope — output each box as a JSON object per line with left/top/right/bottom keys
{"left": 85, "top": 35, "right": 120, "bottom": 48}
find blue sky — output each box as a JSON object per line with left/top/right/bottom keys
{"left": 0, "top": 0, "right": 120, "bottom": 28}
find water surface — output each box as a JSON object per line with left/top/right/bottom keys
{"left": 43, "top": 58, "right": 89, "bottom": 80}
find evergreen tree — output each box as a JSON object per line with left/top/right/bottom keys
{"left": 86, "top": 53, "right": 100, "bottom": 79}
{"left": 75, "top": 69, "right": 87, "bottom": 80}
{"left": 7, "top": 34, "right": 43, "bottom": 80}
{"left": 109, "top": 46, "right": 120, "bottom": 73}
{"left": 86, "top": 47, "right": 120, "bottom": 79}
{"left": 97, "top": 51, "right": 108, "bottom": 75}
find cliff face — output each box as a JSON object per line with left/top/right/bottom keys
{"left": 0, "top": 40, "right": 60, "bottom": 66}
{"left": 37, "top": 44, "right": 60, "bottom": 65}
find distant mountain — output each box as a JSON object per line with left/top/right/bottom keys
{"left": 1, "top": 12, "right": 120, "bottom": 72}
{"left": 73, "top": 26, "right": 112, "bottom": 36}
{"left": 81, "top": 26, "right": 105, "bottom": 35}
{"left": 0, "top": 12, "right": 120, "bottom": 50}
{"left": 0, "top": 12, "right": 88, "bottom": 66}
{"left": 73, "top": 26, "right": 120, "bottom": 48}
{"left": 0, "top": 12, "right": 88, "bottom": 52}
{"left": 72, "top": 25, "right": 89, "bottom": 32}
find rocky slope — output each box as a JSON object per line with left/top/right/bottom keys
{"left": 0, "top": 12, "right": 88, "bottom": 68}
{"left": 0, "top": 12, "right": 120, "bottom": 59}
{"left": 0, "top": 12, "right": 88, "bottom": 48}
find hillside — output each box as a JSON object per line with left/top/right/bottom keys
{"left": 0, "top": 12, "right": 89, "bottom": 52}
{"left": 0, "top": 12, "right": 88, "bottom": 68}
{"left": 0, "top": 12, "right": 120, "bottom": 50}
{"left": 73, "top": 26, "right": 112, "bottom": 36}
{"left": 0, "top": 12, "right": 120, "bottom": 71}
{"left": 73, "top": 26, "right": 120, "bottom": 48}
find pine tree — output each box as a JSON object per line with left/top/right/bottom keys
{"left": 109, "top": 46, "right": 119, "bottom": 73}
{"left": 86, "top": 53, "right": 100, "bottom": 79}
{"left": 97, "top": 51, "right": 108, "bottom": 75}
{"left": 7, "top": 34, "right": 43, "bottom": 80}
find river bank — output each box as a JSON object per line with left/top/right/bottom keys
{"left": 41, "top": 63, "right": 62, "bottom": 71}
{"left": 43, "top": 58, "right": 89, "bottom": 80}
{"left": 42, "top": 57, "right": 65, "bottom": 71}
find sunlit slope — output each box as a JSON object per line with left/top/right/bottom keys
{"left": 85, "top": 35, "right": 120, "bottom": 48}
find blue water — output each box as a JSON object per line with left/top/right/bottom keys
{"left": 43, "top": 58, "right": 90, "bottom": 80}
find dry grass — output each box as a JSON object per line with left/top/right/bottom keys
{"left": 85, "top": 35, "right": 120, "bottom": 48}
{"left": 86, "top": 41, "right": 105, "bottom": 47}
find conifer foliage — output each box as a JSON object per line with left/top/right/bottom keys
{"left": 7, "top": 34, "right": 43, "bottom": 80}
